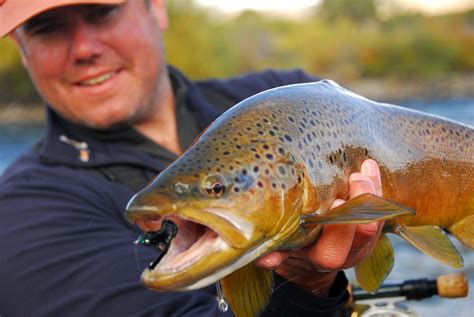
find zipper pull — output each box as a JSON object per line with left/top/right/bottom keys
{"left": 59, "top": 135, "right": 91, "bottom": 162}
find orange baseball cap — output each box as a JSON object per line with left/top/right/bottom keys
{"left": 0, "top": 0, "right": 126, "bottom": 37}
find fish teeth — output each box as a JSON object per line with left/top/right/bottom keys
{"left": 80, "top": 72, "right": 114, "bottom": 86}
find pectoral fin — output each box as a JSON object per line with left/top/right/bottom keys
{"left": 220, "top": 263, "right": 273, "bottom": 317}
{"left": 302, "top": 193, "right": 415, "bottom": 227}
{"left": 395, "top": 225, "right": 463, "bottom": 268}
{"left": 449, "top": 215, "right": 474, "bottom": 249}
{"left": 354, "top": 233, "right": 394, "bottom": 293}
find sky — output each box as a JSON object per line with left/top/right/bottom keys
{"left": 195, "top": 0, "right": 474, "bottom": 16}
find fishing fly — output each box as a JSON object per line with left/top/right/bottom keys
{"left": 135, "top": 219, "right": 178, "bottom": 270}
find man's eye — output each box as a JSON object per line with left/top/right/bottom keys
{"left": 86, "top": 5, "right": 119, "bottom": 22}
{"left": 28, "top": 21, "right": 62, "bottom": 35}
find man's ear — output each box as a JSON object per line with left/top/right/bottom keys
{"left": 148, "top": 0, "right": 169, "bottom": 31}
{"left": 9, "top": 32, "right": 29, "bottom": 68}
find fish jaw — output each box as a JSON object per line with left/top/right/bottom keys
{"left": 126, "top": 201, "right": 271, "bottom": 290}
{"left": 140, "top": 232, "right": 242, "bottom": 290}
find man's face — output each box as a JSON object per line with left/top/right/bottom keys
{"left": 14, "top": 0, "right": 169, "bottom": 129}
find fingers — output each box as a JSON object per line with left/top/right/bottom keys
{"left": 307, "top": 199, "right": 356, "bottom": 270}
{"left": 360, "top": 159, "right": 382, "bottom": 196}
{"left": 349, "top": 159, "right": 384, "bottom": 264}
{"left": 350, "top": 159, "right": 384, "bottom": 237}
{"left": 255, "top": 251, "right": 287, "bottom": 270}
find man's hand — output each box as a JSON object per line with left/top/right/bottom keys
{"left": 256, "top": 159, "right": 384, "bottom": 297}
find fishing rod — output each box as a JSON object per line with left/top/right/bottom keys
{"left": 347, "top": 273, "right": 469, "bottom": 317}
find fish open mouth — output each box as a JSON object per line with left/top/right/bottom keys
{"left": 156, "top": 223, "right": 221, "bottom": 273}
{"left": 137, "top": 216, "right": 227, "bottom": 274}
{"left": 127, "top": 206, "right": 259, "bottom": 290}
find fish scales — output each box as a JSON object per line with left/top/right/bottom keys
{"left": 165, "top": 81, "right": 472, "bottom": 220}
{"left": 126, "top": 80, "right": 473, "bottom": 317}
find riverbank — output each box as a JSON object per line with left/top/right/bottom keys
{"left": 1, "top": 73, "right": 473, "bottom": 124}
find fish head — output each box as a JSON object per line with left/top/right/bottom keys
{"left": 125, "top": 139, "right": 306, "bottom": 291}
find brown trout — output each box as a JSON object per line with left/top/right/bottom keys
{"left": 125, "top": 80, "right": 473, "bottom": 317}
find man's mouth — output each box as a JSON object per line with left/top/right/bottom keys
{"left": 75, "top": 70, "right": 120, "bottom": 87}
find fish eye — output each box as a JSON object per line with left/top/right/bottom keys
{"left": 203, "top": 175, "right": 226, "bottom": 198}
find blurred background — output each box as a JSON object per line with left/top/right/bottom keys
{"left": 0, "top": 0, "right": 473, "bottom": 315}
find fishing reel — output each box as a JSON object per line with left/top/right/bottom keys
{"left": 346, "top": 273, "right": 468, "bottom": 317}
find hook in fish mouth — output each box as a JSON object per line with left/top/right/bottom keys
{"left": 132, "top": 212, "right": 228, "bottom": 273}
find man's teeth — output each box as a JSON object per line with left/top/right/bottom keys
{"left": 80, "top": 72, "right": 114, "bottom": 86}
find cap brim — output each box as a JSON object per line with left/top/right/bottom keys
{"left": 0, "top": 0, "right": 126, "bottom": 37}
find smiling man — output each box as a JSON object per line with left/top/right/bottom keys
{"left": 0, "top": 1, "right": 383, "bottom": 316}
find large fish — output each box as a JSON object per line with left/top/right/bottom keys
{"left": 125, "top": 80, "right": 473, "bottom": 317}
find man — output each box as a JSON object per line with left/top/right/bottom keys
{"left": 0, "top": 1, "right": 384, "bottom": 316}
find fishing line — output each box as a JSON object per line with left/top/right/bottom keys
{"left": 133, "top": 238, "right": 142, "bottom": 271}
{"left": 215, "top": 281, "right": 229, "bottom": 312}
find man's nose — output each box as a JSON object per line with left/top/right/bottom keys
{"left": 69, "top": 20, "right": 103, "bottom": 64}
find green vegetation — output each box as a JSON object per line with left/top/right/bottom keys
{"left": 1, "top": 0, "right": 473, "bottom": 102}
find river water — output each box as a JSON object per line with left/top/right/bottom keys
{"left": 0, "top": 99, "right": 473, "bottom": 316}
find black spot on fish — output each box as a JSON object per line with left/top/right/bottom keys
{"left": 278, "top": 166, "right": 286, "bottom": 175}
{"left": 253, "top": 166, "right": 260, "bottom": 173}
{"left": 269, "top": 130, "right": 275, "bottom": 136}
{"left": 234, "top": 187, "right": 240, "bottom": 193}
{"left": 263, "top": 144, "right": 270, "bottom": 150}
{"left": 288, "top": 116, "right": 295, "bottom": 123}
{"left": 255, "top": 154, "right": 261, "bottom": 159}
{"left": 257, "top": 181, "right": 264, "bottom": 188}
{"left": 266, "top": 154, "right": 274, "bottom": 160}
{"left": 278, "top": 147, "right": 285, "bottom": 155}
{"left": 223, "top": 151, "right": 230, "bottom": 156}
